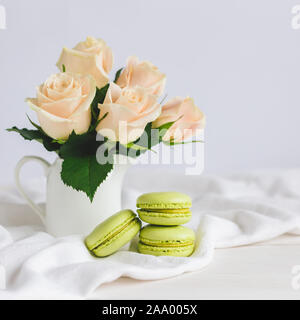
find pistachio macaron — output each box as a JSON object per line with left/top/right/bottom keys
{"left": 137, "top": 192, "right": 192, "bottom": 225}
{"left": 85, "top": 209, "right": 141, "bottom": 257}
{"left": 138, "top": 225, "right": 195, "bottom": 257}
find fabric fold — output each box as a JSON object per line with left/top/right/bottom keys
{"left": 0, "top": 168, "right": 300, "bottom": 299}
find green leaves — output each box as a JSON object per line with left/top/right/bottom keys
{"left": 6, "top": 83, "right": 114, "bottom": 202}
{"left": 7, "top": 77, "right": 199, "bottom": 203}
{"left": 61, "top": 155, "right": 113, "bottom": 202}
{"left": 57, "top": 83, "right": 112, "bottom": 201}
{"left": 114, "top": 68, "right": 123, "bottom": 83}
{"left": 112, "top": 122, "right": 176, "bottom": 159}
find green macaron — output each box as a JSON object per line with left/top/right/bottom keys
{"left": 138, "top": 225, "right": 195, "bottom": 257}
{"left": 85, "top": 209, "right": 141, "bottom": 257}
{"left": 137, "top": 192, "right": 192, "bottom": 225}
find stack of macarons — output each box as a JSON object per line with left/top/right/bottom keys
{"left": 85, "top": 192, "right": 195, "bottom": 258}
{"left": 136, "top": 192, "right": 195, "bottom": 257}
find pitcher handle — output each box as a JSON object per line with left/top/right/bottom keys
{"left": 15, "top": 156, "right": 51, "bottom": 224}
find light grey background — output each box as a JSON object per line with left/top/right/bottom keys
{"left": 0, "top": 0, "right": 299, "bottom": 184}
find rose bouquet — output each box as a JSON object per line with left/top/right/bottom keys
{"left": 8, "top": 37, "right": 205, "bottom": 202}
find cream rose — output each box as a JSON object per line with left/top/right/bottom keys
{"left": 26, "top": 72, "right": 96, "bottom": 140}
{"left": 56, "top": 36, "right": 113, "bottom": 89}
{"left": 152, "top": 97, "right": 205, "bottom": 142}
{"left": 96, "top": 83, "right": 161, "bottom": 144}
{"left": 116, "top": 56, "right": 166, "bottom": 96}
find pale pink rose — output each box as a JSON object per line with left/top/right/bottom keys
{"left": 26, "top": 72, "right": 96, "bottom": 140}
{"left": 96, "top": 83, "right": 161, "bottom": 144}
{"left": 56, "top": 36, "right": 113, "bottom": 89}
{"left": 152, "top": 97, "right": 206, "bottom": 142}
{"left": 116, "top": 56, "right": 166, "bottom": 96}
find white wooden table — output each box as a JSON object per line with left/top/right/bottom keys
{"left": 90, "top": 235, "right": 300, "bottom": 300}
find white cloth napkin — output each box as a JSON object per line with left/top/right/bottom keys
{"left": 0, "top": 167, "right": 300, "bottom": 299}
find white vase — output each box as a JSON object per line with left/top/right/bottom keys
{"left": 15, "top": 156, "right": 130, "bottom": 237}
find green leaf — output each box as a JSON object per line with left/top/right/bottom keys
{"left": 62, "top": 64, "right": 66, "bottom": 72}
{"left": 61, "top": 155, "right": 113, "bottom": 202}
{"left": 26, "top": 114, "right": 43, "bottom": 132}
{"left": 126, "top": 142, "right": 156, "bottom": 153}
{"left": 88, "top": 111, "right": 108, "bottom": 133}
{"left": 157, "top": 121, "right": 176, "bottom": 142}
{"left": 52, "top": 138, "right": 66, "bottom": 145}
{"left": 137, "top": 122, "right": 157, "bottom": 147}
{"left": 158, "top": 121, "right": 174, "bottom": 132}
{"left": 98, "top": 111, "right": 108, "bottom": 123}
{"left": 91, "top": 83, "right": 110, "bottom": 127}
{"left": 116, "top": 123, "right": 155, "bottom": 158}
{"left": 116, "top": 121, "right": 173, "bottom": 158}
{"left": 6, "top": 127, "right": 44, "bottom": 141}
{"left": 114, "top": 68, "right": 123, "bottom": 83}
{"left": 7, "top": 119, "right": 61, "bottom": 152}
{"left": 59, "top": 117, "right": 114, "bottom": 203}
{"left": 59, "top": 130, "right": 100, "bottom": 158}
{"left": 126, "top": 142, "right": 149, "bottom": 151}
{"left": 42, "top": 138, "right": 61, "bottom": 152}
{"left": 163, "top": 139, "right": 204, "bottom": 146}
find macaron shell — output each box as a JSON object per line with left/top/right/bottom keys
{"left": 137, "top": 209, "right": 191, "bottom": 226}
{"left": 138, "top": 242, "right": 194, "bottom": 257}
{"left": 140, "top": 225, "right": 195, "bottom": 243}
{"left": 137, "top": 192, "right": 192, "bottom": 209}
{"left": 92, "top": 218, "right": 141, "bottom": 257}
{"left": 85, "top": 209, "right": 137, "bottom": 251}
{"left": 138, "top": 225, "right": 195, "bottom": 257}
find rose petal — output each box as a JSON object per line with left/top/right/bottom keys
{"left": 103, "top": 82, "right": 122, "bottom": 104}
{"left": 152, "top": 97, "right": 184, "bottom": 128}
{"left": 56, "top": 47, "right": 110, "bottom": 89}
{"left": 27, "top": 98, "right": 74, "bottom": 140}
{"left": 40, "top": 96, "right": 85, "bottom": 118}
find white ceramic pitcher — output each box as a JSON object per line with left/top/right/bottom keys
{"left": 15, "top": 156, "right": 130, "bottom": 237}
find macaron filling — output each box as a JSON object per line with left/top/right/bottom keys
{"left": 140, "top": 208, "right": 191, "bottom": 213}
{"left": 139, "top": 237, "right": 194, "bottom": 248}
{"left": 138, "top": 210, "right": 191, "bottom": 219}
{"left": 137, "top": 208, "right": 192, "bottom": 225}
